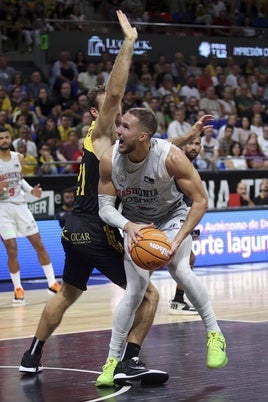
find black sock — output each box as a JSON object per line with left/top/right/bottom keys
{"left": 172, "top": 288, "right": 185, "bottom": 303}
{"left": 121, "top": 342, "right": 141, "bottom": 361}
{"left": 29, "top": 337, "right": 45, "bottom": 356}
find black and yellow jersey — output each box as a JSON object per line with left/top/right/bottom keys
{"left": 74, "top": 121, "right": 100, "bottom": 214}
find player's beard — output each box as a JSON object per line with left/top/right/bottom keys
{"left": 0, "top": 144, "right": 11, "bottom": 151}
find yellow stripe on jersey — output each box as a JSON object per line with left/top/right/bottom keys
{"left": 83, "top": 121, "right": 96, "bottom": 153}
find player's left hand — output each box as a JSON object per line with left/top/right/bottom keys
{"left": 31, "top": 184, "right": 42, "bottom": 198}
{"left": 194, "top": 114, "right": 214, "bottom": 136}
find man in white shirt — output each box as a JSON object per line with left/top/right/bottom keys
{"left": 200, "top": 126, "right": 220, "bottom": 169}
{"left": 78, "top": 62, "right": 97, "bottom": 91}
{"left": 12, "top": 125, "right": 38, "bottom": 158}
{"left": 179, "top": 74, "right": 200, "bottom": 102}
{"left": 167, "top": 108, "right": 191, "bottom": 139}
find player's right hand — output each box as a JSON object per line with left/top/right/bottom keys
{"left": 116, "top": 10, "right": 138, "bottom": 43}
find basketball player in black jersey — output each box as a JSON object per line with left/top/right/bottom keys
{"left": 19, "top": 10, "right": 168, "bottom": 387}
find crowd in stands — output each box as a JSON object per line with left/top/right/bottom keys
{"left": 2, "top": 0, "right": 268, "bottom": 50}
{"left": 1, "top": 45, "right": 268, "bottom": 175}
{"left": 0, "top": 1, "right": 268, "bottom": 177}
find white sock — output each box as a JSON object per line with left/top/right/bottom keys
{"left": 10, "top": 271, "right": 22, "bottom": 289}
{"left": 42, "top": 263, "right": 56, "bottom": 287}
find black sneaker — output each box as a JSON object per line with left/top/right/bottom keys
{"left": 113, "top": 357, "right": 169, "bottom": 386}
{"left": 19, "top": 351, "right": 43, "bottom": 373}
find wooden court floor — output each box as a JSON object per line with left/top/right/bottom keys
{"left": 0, "top": 263, "right": 267, "bottom": 402}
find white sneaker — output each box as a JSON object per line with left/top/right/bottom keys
{"left": 168, "top": 300, "right": 199, "bottom": 315}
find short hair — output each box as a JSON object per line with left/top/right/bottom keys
{"left": 87, "top": 84, "right": 106, "bottom": 111}
{"left": 0, "top": 126, "right": 10, "bottom": 133}
{"left": 127, "top": 108, "right": 158, "bottom": 138}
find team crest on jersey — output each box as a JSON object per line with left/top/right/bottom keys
{"left": 144, "top": 176, "right": 154, "bottom": 184}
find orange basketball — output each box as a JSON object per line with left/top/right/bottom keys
{"left": 130, "top": 228, "right": 171, "bottom": 271}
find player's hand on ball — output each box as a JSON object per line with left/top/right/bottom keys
{"left": 124, "top": 222, "right": 154, "bottom": 253}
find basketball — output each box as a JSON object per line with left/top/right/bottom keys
{"left": 130, "top": 228, "right": 171, "bottom": 271}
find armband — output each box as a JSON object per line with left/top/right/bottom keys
{"left": 98, "top": 194, "right": 129, "bottom": 230}
{"left": 21, "top": 179, "right": 33, "bottom": 193}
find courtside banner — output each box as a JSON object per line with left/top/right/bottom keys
{"left": 194, "top": 208, "right": 268, "bottom": 266}
{"left": 0, "top": 208, "right": 267, "bottom": 281}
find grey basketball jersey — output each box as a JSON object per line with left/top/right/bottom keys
{"left": 0, "top": 152, "right": 24, "bottom": 203}
{"left": 111, "top": 139, "right": 188, "bottom": 226}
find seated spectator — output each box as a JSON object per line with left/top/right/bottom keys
{"left": 234, "top": 83, "right": 254, "bottom": 119}
{"left": 225, "top": 141, "right": 247, "bottom": 170}
{"left": 218, "top": 86, "right": 237, "bottom": 119}
{"left": 163, "top": 100, "right": 177, "bottom": 129}
{"left": 74, "top": 50, "right": 87, "bottom": 74}
{"left": 68, "top": 3, "right": 86, "bottom": 31}
{"left": 61, "top": 129, "right": 80, "bottom": 173}
{"left": 158, "top": 73, "right": 178, "bottom": 103}
{"left": 179, "top": 74, "right": 200, "bottom": 103}
{"left": 228, "top": 181, "right": 255, "bottom": 207}
{"left": 12, "top": 97, "right": 39, "bottom": 134}
{"left": 0, "top": 85, "right": 12, "bottom": 118}
{"left": 10, "top": 86, "right": 24, "bottom": 113}
{"left": 258, "top": 123, "right": 268, "bottom": 156}
{"left": 12, "top": 124, "right": 38, "bottom": 158}
{"left": 38, "top": 117, "right": 61, "bottom": 146}
{"left": 253, "top": 179, "right": 268, "bottom": 205}
{"left": 49, "top": 50, "right": 78, "bottom": 95}
{"left": 52, "top": 81, "right": 79, "bottom": 121}
{"left": 187, "top": 55, "right": 202, "bottom": 78}
{"left": 77, "top": 62, "right": 97, "bottom": 92}
{"left": 27, "top": 71, "right": 50, "bottom": 102}
{"left": 214, "top": 71, "right": 227, "bottom": 99}
{"left": 145, "top": 96, "right": 166, "bottom": 138}
{"left": 136, "top": 73, "right": 159, "bottom": 101}
{"left": 55, "top": 188, "right": 76, "bottom": 228}
{"left": 196, "top": 66, "right": 214, "bottom": 97}
{"left": 200, "top": 126, "right": 220, "bottom": 170}
{"left": 11, "top": 113, "right": 27, "bottom": 139}
{"left": 218, "top": 124, "right": 235, "bottom": 158}
{"left": 38, "top": 143, "right": 58, "bottom": 175}
{"left": 34, "top": 88, "right": 56, "bottom": 126}
{"left": 250, "top": 112, "right": 264, "bottom": 138}
{"left": 166, "top": 107, "right": 192, "bottom": 140}
{"left": 237, "top": 116, "right": 252, "bottom": 147}
{"left": 57, "top": 112, "right": 74, "bottom": 143}
{"left": 7, "top": 71, "right": 28, "bottom": 99}
{"left": 184, "top": 96, "right": 200, "bottom": 125}
{"left": 217, "top": 113, "right": 239, "bottom": 142}
{"left": 17, "top": 139, "right": 38, "bottom": 176}
{"left": 199, "top": 86, "right": 224, "bottom": 121}
{"left": 243, "top": 133, "right": 268, "bottom": 169}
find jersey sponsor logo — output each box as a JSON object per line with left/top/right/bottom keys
{"left": 144, "top": 176, "right": 154, "bottom": 184}
{"left": 70, "top": 232, "right": 92, "bottom": 244}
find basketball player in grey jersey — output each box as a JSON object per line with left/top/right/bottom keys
{"left": 98, "top": 108, "right": 228, "bottom": 376}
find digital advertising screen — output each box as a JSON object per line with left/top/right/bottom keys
{"left": 0, "top": 208, "right": 267, "bottom": 281}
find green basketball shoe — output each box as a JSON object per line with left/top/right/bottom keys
{"left": 96, "top": 357, "right": 118, "bottom": 387}
{"left": 207, "top": 331, "right": 228, "bottom": 368}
